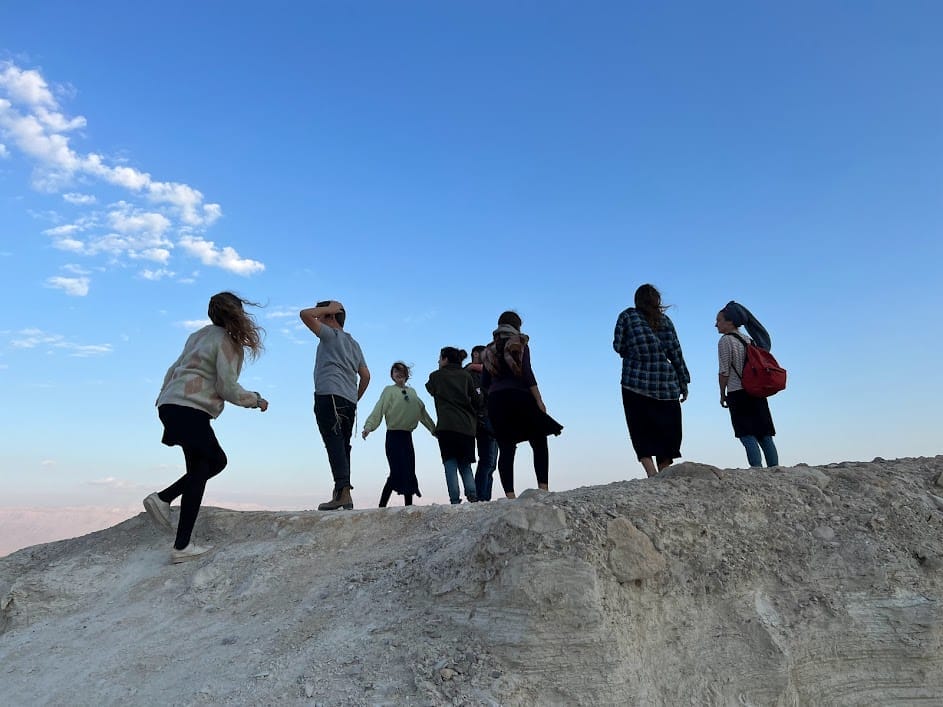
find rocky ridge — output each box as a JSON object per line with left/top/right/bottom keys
{"left": 2, "top": 456, "right": 943, "bottom": 705}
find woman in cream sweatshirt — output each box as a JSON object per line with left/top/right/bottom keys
{"left": 145, "top": 292, "right": 268, "bottom": 564}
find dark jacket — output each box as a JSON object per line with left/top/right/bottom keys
{"left": 426, "top": 364, "right": 480, "bottom": 436}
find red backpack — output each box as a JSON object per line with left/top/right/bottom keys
{"left": 728, "top": 333, "right": 787, "bottom": 397}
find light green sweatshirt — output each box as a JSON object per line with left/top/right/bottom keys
{"left": 363, "top": 384, "right": 436, "bottom": 434}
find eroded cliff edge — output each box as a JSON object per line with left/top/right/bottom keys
{"left": 2, "top": 457, "right": 942, "bottom": 705}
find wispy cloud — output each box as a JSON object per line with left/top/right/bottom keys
{"left": 45, "top": 275, "right": 90, "bottom": 296}
{"left": 87, "top": 476, "right": 144, "bottom": 490}
{"left": 178, "top": 234, "right": 264, "bottom": 275}
{"left": 62, "top": 192, "right": 95, "bottom": 205}
{"left": 179, "top": 319, "right": 211, "bottom": 331}
{"left": 0, "top": 143, "right": 8, "bottom": 158}
{"left": 9, "top": 327, "right": 112, "bottom": 356}
{"left": 264, "top": 306, "right": 300, "bottom": 320}
{"left": 0, "top": 60, "right": 265, "bottom": 290}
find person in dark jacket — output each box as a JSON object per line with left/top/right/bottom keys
{"left": 426, "top": 347, "right": 480, "bottom": 504}
{"left": 481, "top": 311, "right": 562, "bottom": 498}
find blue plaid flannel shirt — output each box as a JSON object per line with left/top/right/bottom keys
{"left": 613, "top": 308, "right": 690, "bottom": 400}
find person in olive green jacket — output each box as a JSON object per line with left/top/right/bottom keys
{"left": 425, "top": 347, "right": 480, "bottom": 504}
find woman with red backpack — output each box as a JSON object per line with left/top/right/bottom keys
{"left": 715, "top": 301, "right": 779, "bottom": 467}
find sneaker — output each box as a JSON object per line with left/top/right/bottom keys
{"left": 143, "top": 492, "right": 173, "bottom": 533}
{"left": 171, "top": 543, "right": 213, "bottom": 564}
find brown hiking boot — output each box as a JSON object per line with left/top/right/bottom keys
{"left": 318, "top": 486, "right": 353, "bottom": 511}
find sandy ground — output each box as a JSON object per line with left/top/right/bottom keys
{"left": 2, "top": 456, "right": 943, "bottom": 705}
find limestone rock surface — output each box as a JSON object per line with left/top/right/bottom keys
{"left": 2, "top": 456, "right": 943, "bottom": 705}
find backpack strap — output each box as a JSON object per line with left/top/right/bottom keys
{"left": 723, "top": 332, "right": 750, "bottom": 380}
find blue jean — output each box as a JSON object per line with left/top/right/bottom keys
{"left": 474, "top": 428, "right": 498, "bottom": 501}
{"left": 444, "top": 459, "right": 477, "bottom": 504}
{"left": 741, "top": 435, "right": 778, "bottom": 467}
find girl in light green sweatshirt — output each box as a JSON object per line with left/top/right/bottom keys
{"left": 362, "top": 362, "right": 435, "bottom": 507}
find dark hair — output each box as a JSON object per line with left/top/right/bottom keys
{"left": 316, "top": 300, "right": 346, "bottom": 327}
{"left": 440, "top": 347, "right": 467, "bottom": 365}
{"left": 208, "top": 292, "right": 265, "bottom": 361}
{"left": 497, "top": 310, "right": 522, "bottom": 329}
{"left": 634, "top": 284, "right": 666, "bottom": 331}
{"left": 471, "top": 345, "right": 486, "bottom": 357}
{"left": 390, "top": 361, "right": 411, "bottom": 381}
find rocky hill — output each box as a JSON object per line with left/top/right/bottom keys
{"left": 2, "top": 457, "right": 943, "bottom": 705}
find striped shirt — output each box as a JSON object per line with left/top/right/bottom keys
{"left": 718, "top": 331, "right": 750, "bottom": 393}
{"left": 613, "top": 308, "right": 690, "bottom": 400}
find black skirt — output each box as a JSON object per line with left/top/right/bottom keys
{"left": 436, "top": 430, "right": 476, "bottom": 464}
{"left": 621, "top": 388, "right": 682, "bottom": 461}
{"left": 726, "top": 390, "right": 776, "bottom": 438}
{"left": 487, "top": 388, "right": 563, "bottom": 445}
{"left": 158, "top": 404, "right": 220, "bottom": 454}
{"left": 385, "top": 430, "right": 421, "bottom": 496}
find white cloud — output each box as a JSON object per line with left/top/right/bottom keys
{"left": 87, "top": 476, "right": 143, "bottom": 489}
{"left": 62, "top": 263, "right": 92, "bottom": 275}
{"left": 178, "top": 235, "right": 265, "bottom": 276}
{"left": 265, "top": 306, "right": 301, "bottom": 320}
{"left": 11, "top": 328, "right": 63, "bottom": 348}
{"left": 140, "top": 267, "right": 174, "bottom": 281}
{"left": 45, "top": 275, "right": 89, "bottom": 296}
{"left": 0, "top": 143, "right": 8, "bottom": 158}
{"left": 0, "top": 60, "right": 264, "bottom": 287}
{"left": 61, "top": 343, "right": 112, "bottom": 357}
{"left": 53, "top": 237, "right": 86, "bottom": 252}
{"left": 179, "top": 319, "right": 211, "bottom": 331}
{"left": 63, "top": 192, "right": 96, "bottom": 205}
{"left": 108, "top": 203, "right": 170, "bottom": 237}
{"left": 0, "top": 63, "right": 57, "bottom": 107}
{"left": 8, "top": 327, "right": 112, "bottom": 356}
{"left": 43, "top": 223, "right": 80, "bottom": 236}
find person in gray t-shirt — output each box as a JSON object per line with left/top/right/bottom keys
{"left": 300, "top": 300, "right": 370, "bottom": 510}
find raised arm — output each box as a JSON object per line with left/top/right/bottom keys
{"left": 299, "top": 300, "right": 344, "bottom": 336}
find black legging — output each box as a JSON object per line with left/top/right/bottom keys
{"left": 497, "top": 436, "right": 548, "bottom": 495}
{"left": 158, "top": 441, "right": 227, "bottom": 550}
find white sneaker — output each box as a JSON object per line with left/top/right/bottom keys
{"left": 143, "top": 493, "right": 173, "bottom": 533}
{"left": 171, "top": 543, "right": 213, "bottom": 564}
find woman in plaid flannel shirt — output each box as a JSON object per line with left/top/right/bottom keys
{"left": 613, "top": 284, "right": 690, "bottom": 477}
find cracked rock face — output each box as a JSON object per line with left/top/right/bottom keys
{"left": 2, "top": 456, "right": 943, "bottom": 705}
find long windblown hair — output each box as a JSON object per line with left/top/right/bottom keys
{"left": 208, "top": 292, "right": 265, "bottom": 361}
{"left": 634, "top": 283, "right": 666, "bottom": 331}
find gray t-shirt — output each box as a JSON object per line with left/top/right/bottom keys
{"left": 314, "top": 326, "right": 366, "bottom": 404}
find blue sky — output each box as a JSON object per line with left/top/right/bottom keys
{"left": 1, "top": 2, "right": 941, "bottom": 516}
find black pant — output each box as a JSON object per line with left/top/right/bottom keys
{"left": 157, "top": 409, "right": 228, "bottom": 550}
{"left": 314, "top": 394, "right": 356, "bottom": 491}
{"left": 497, "top": 436, "right": 548, "bottom": 495}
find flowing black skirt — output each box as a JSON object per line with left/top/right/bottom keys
{"left": 385, "top": 430, "right": 421, "bottom": 496}
{"left": 488, "top": 388, "right": 563, "bottom": 445}
{"left": 621, "top": 388, "right": 682, "bottom": 460}
{"left": 726, "top": 390, "right": 776, "bottom": 438}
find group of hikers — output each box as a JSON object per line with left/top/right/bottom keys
{"left": 143, "top": 285, "right": 779, "bottom": 564}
